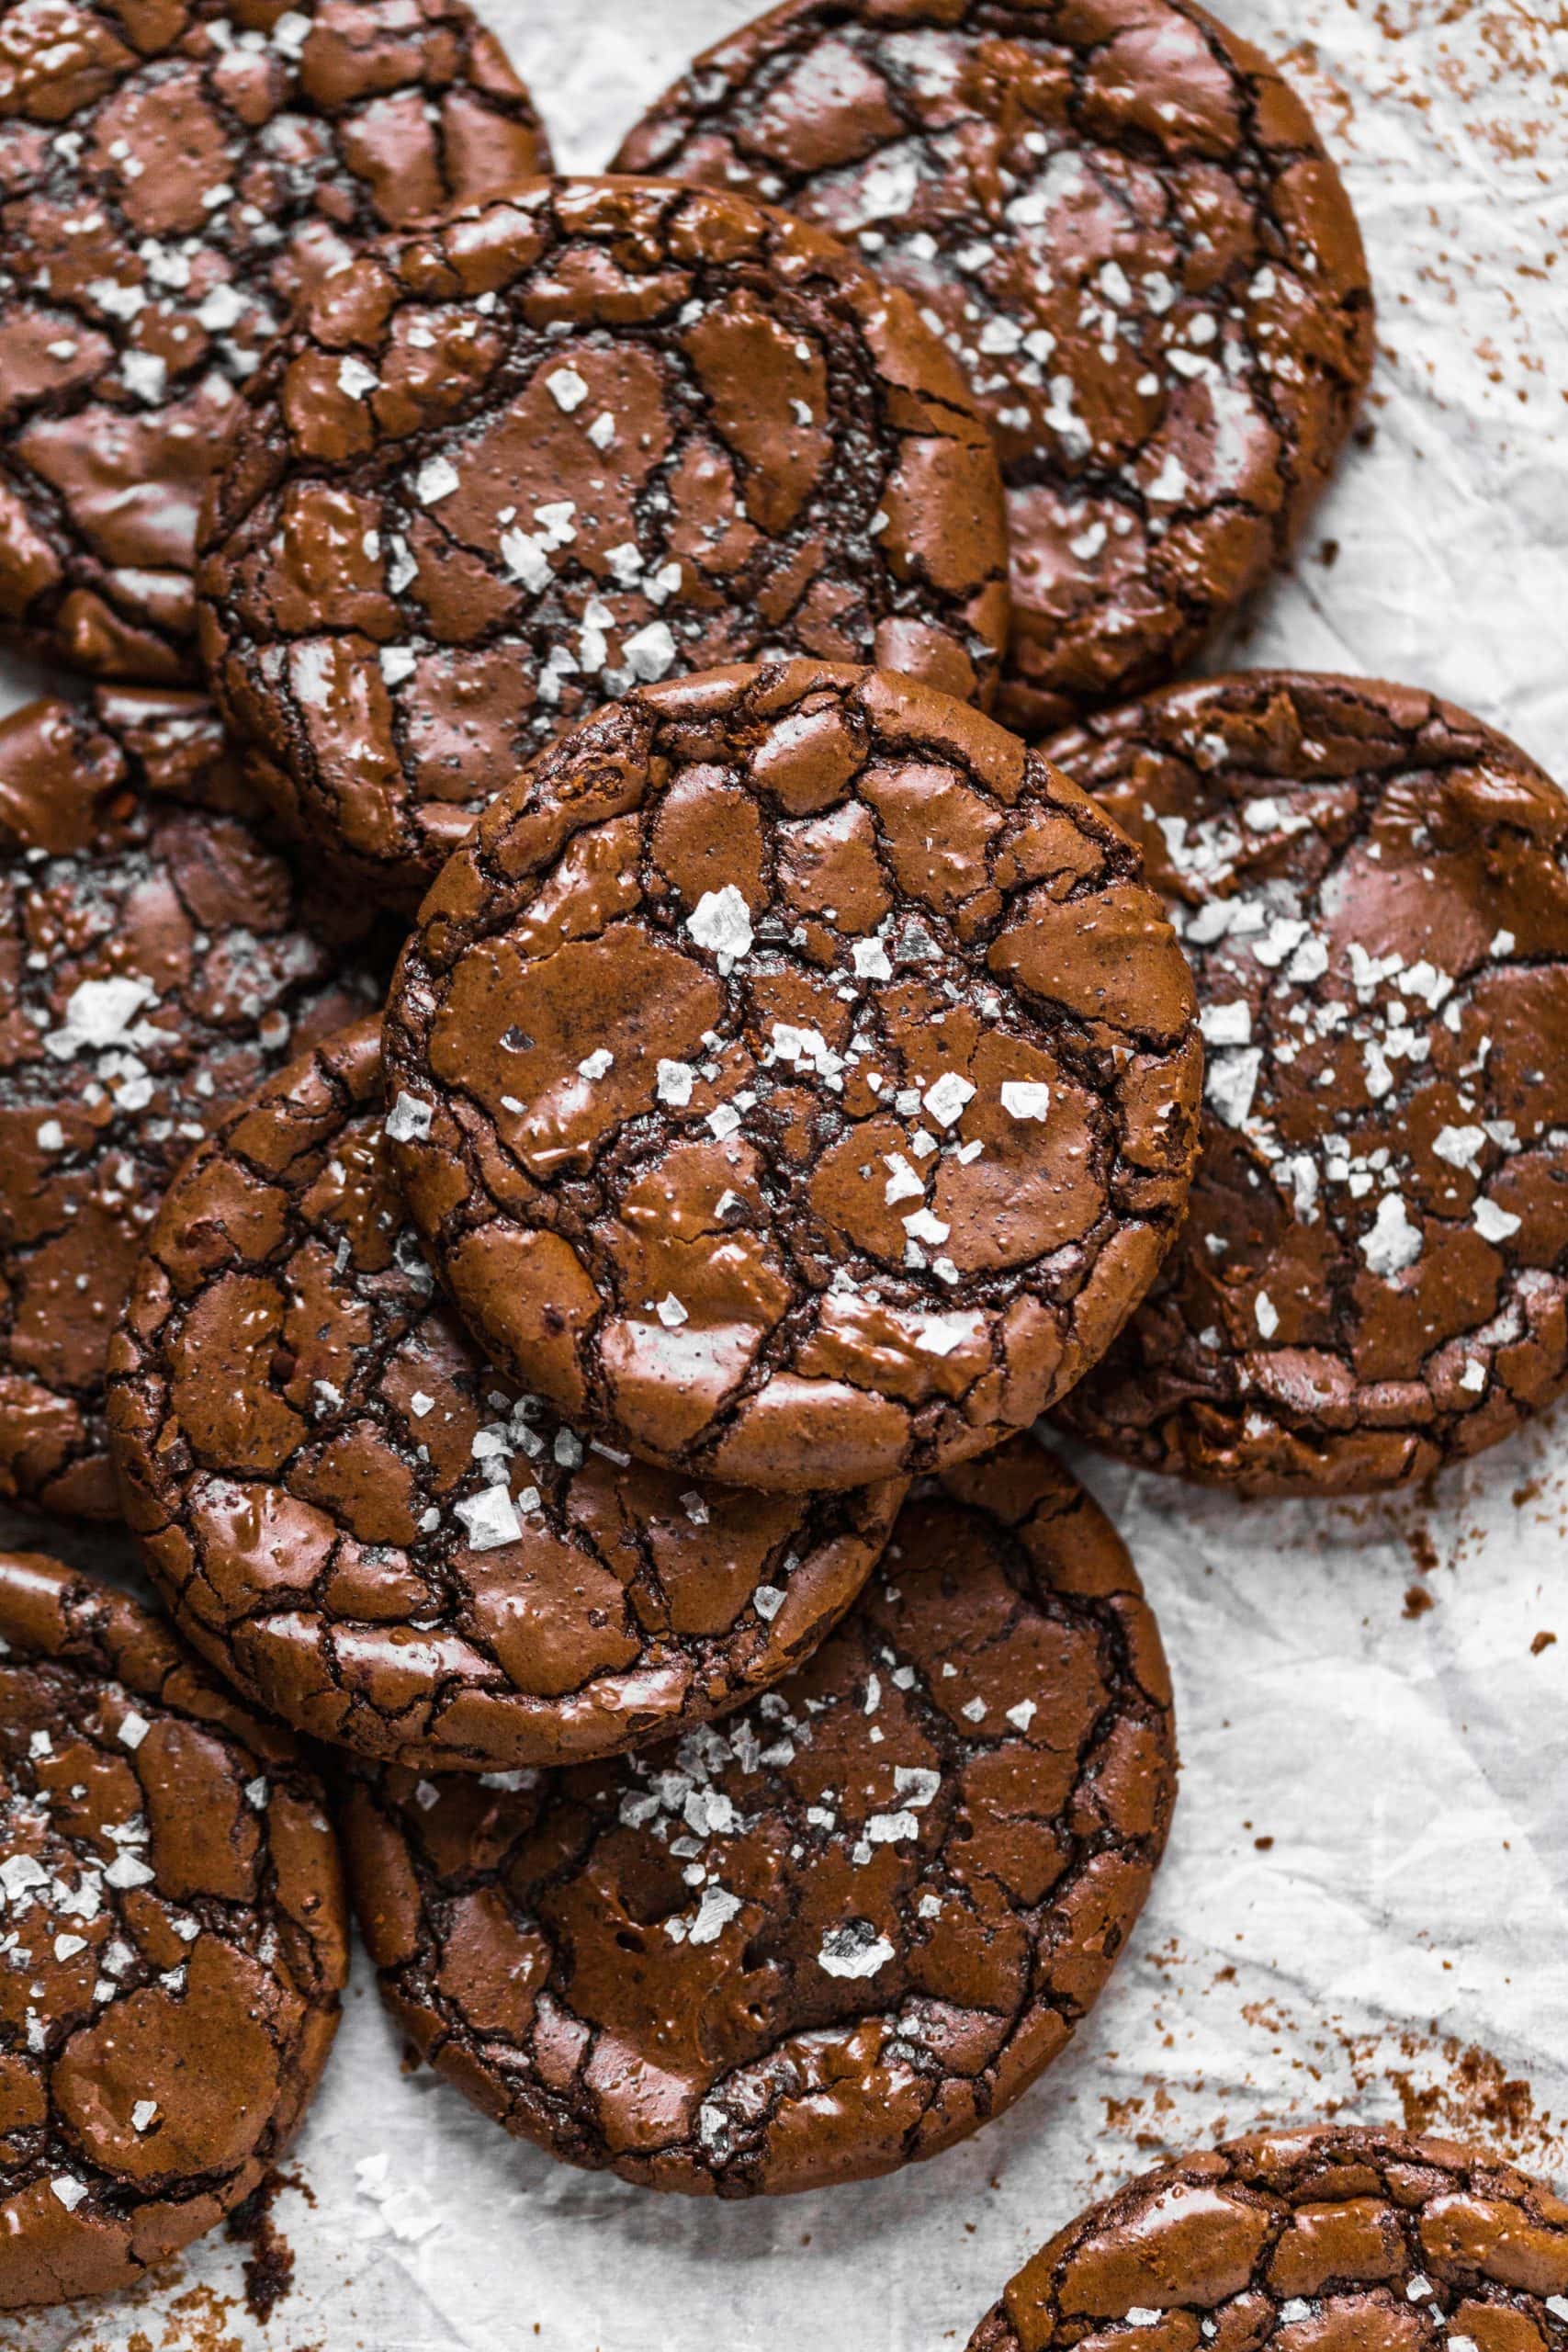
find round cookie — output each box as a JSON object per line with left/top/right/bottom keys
{"left": 340, "top": 1437, "right": 1177, "bottom": 2197}
{"left": 0, "top": 689, "right": 377, "bottom": 1523}
{"left": 0, "top": 1549, "right": 347, "bottom": 2312}
{"left": 383, "top": 661, "right": 1202, "bottom": 1493}
{"left": 615, "top": 0, "right": 1374, "bottom": 736}
{"left": 107, "top": 1017, "right": 904, "bottom": 1772}
{"left": 195, "top": 176, "right": 1012, "bottom": 904}
{"left": 1049, "top": 673, "right": 1568, "bottom": 1497}
{"left": 966, "top": 2124, "right": 1568, "bottom": 2352}
{"left": 0, "top": 0, "right": 551, "bottom": 683}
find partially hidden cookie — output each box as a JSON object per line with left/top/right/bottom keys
{"left": 0, "top": 0, "right": 551, "bottom": 683}
{"left": 383, "top": 661, "right": 1202, "bottom": 1494}
{"left": 615, "top": 0, "right": 1374, "bottom": 735}
{"left": 1050, "top": 673, "right": 1568, "bottom": 1497}
{"left": 967, "top": 2123, "right": 1568, "bottom": 2352}
{"left": 340, "top": 1437, "right": 1177, "bottom": 2197}
{"left": 107, "top": 1016, "right": 904, "bottom": 1772}
{"left": 196, "top": 176, "right": 1012, "bottom": 904}
{"left": 0, "top": 689, "right": 377, "bottom": 1523}
{"left": 0, "top": 1550, "right": 347, "bottom": 2312}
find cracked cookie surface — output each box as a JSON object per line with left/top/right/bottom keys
{"left": 383, "top": 662, "right": 1202, "bottom": 1493}
{"left": 1049, "top": 673, "right": 1568, "bottom": 1497}
{"left": 966, "top": 2124, "right": 1568, "bottom": 2352}
{"left": 196, "top": 175, "right": 1012, "bottom": 904}
{"left": 0, "top": 1549, "right": 347, "bottom": 2312}
{"left": 107, "top": 1016, "right": 904, "bottom": 1772}
{"left": 0, "top": 689, "right": 377, "bottom": 1524}
{"left": 615, "top": 0, "right": 1373, "bottom": 736}
{"left": 0, "top": 0, "right": 550, "bottom": 682}
{"left": 340, "top": 1437, "right": 1177, "bottom": 2198}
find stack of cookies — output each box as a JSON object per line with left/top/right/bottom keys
{"left": 2, "top": 0, "right": 1564, "bottom": 2322}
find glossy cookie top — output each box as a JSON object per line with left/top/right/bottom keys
{"left": 342, "top": 1439, "right": 1178, "bottom": 2197}
{"left": 615, "top": 0, "right": 1373, "bottom": 734}
{"left": 0, "top": 1549, "right": 347, "bottom": 2312}
{"left": 968, "top": 2125, "right": 1568, "bottom": 2352}
{"left": 384, "top": 662, "right": 1201, "bottom": 1492}
{"left": 0, "top": 0, "right": 551, "bottom": 682}
{"left": 0, "top": 689, "right": 377, "bottom": 1522}
{"left": 108, "top": 1017, "right": 904, "bottom": 1771}
{"left": 1051, "top": 673, "right": 1568, "bottom": 1497}
{"left": 197, "top": 175, "right": 1012, "bottom": 903}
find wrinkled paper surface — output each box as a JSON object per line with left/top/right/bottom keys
{"left": 4, "top": 3, "right": 1567, "bottom": 2346}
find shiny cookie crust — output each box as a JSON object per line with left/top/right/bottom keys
{"left": 383, "top": 661, "right": 1202, "bottom": 1493}
{"left": 108, "top": 1016, "right": 904, "bottom": 1773}
{"left": 341, "top": 1439, "right": 1178, "bottom": 2198}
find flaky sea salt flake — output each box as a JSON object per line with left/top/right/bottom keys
{"left": 454, "top": 1487, "right": 522, "bottom": 1552}
{"left": 1206, "top": 1048, "right": 1261, "bottom": 1128}
{"left": 687, "top": 1884, "right": 741, "bottom": 1945}
{"left": 623, "top": 620, "right": 678, "bottom": 682}
{"left": 818, "top": 1919, "right": 895, "bottom": 1979}
{"left": 1361, "top": 1192, "right": 1423, "bottom": 1279}
{"left": 686, "top": 886, "right": 753, "bottom": 968}
{"left": 923, "top": 1071, "right": 975, "bottom": 1129}
{"left": 1474, "top": 1196, "right": 1521, "bottom": 1243}
{"left": 385, "top": 1091, "right": 432, "bottom": 1144}
{"left": 413, "top": 455, "right": 459, "bottom": 504}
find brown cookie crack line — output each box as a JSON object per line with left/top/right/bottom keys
{"left": 107, "top": 1015, "right": 905, "bottom": 1772}
{"left": 0, "top": 689, "right": 378, "bottom": 1525}
{"left": 340, "top": 1437, "right": 1177, "bottom": 2198}
{"left": 0, "top": 0, "right": 551, "bottom": 684}
{"left": 195, "top": 175, "right": 1013, "bottom": 906}
{"left": 0, "top": 1550, "right": 348, "bottom": 2313}
{"left": 965, "top": 2124, "right": 1568, "bottom": 2352}
{"left": 383, "top": 662, "right": 1202, "bottom": 1493}
{"left": 1047, "top": 672, "right": 1568, "bottom": 1498}
{"left": 614, "top": 0, "right": 1374, "bottom": 737}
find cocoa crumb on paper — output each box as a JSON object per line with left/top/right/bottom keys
{"left": 156, "top": 2283, "right": 245, "bottom": 2352}
{"left": 1100, "top": 1950, "right": 1563, "bottom": 2188}
{"left": 1406, "top": 1527, "right": 1439, "bottom": 1577}
{"left": 226, "top": 2169, "right": 303, "bottom": 2324}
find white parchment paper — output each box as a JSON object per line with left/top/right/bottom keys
{"left": 4, "top": 4, "right": 1568, "bottom": 2346}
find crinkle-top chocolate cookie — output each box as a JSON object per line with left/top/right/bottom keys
{"left": 0, "top": 688, "right": 376, "bottom": 1523}
{"left": 615, "top": 0, "right": 1374, "bottom": 735}
{"left": 196, "top": 175, "right": 1012, "bottom": 903}
{"left": 1051, "top": 673, "right": 1568, "bottom": 1496}
{"left": 0, "top": 0, "right": 551, "bottom": 682}
{"left": 0, "top": 1549, "right": 347, "bottom": 2312}
{"left": 341, "top": 1438, "right": 1177, "bottom": 2198}
{"left": 967, "top": 2123, "right": 1568, "bottom": 2352}
{"left": 383, "top": 662, "right": 1201, "bottom": 1494}
{"left": 107, "top": 1016, "right": 904, "bottom": 1771}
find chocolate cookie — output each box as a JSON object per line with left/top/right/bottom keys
{"left": 0, "top": 0, "right": 551, "bottom": 683}
{"left": 107, "top": 1016, "right": 904, "bottom": 1771}
{"left": 196, "top": 176, "right": 1012, "bottom": 904}
{"left": 0, "top": 1550, "right": 347, "bottom": 2312}
{"left": 383, "top": 662, "right": 1202, "bottom": 1493}
{"left": 0, "top": 689, "right": 376, "bottom": 1523}
{"left": 966, "top": 2124, "right": 1568, "bottom": 2352}
{"left": 340, "top": 1438, "right": 1177, "bottom": 2197}
{"left": 615, "top": 0, "right": 1374, "bottom": 736}
{"left": 1049, "top": 673, "right": 1568, "bottom": 1497}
